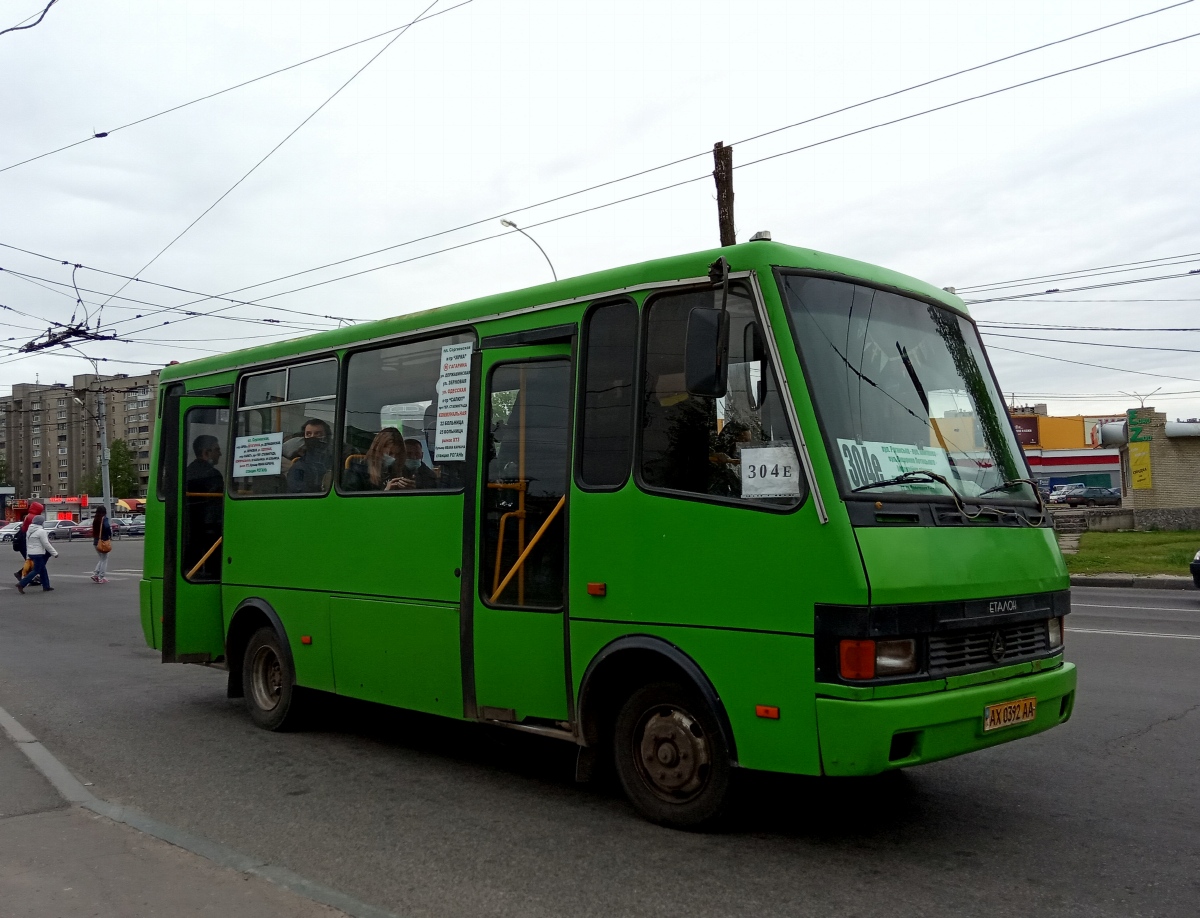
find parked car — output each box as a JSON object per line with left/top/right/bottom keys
{"left": 43, "top": 520, "right": 79, "bottom": 540}
{"left": 122, "top": 515, "right": 145, "bottom": 536}
{"left": 1191, "top": 548, "right": 1200, "bottom": 588}
{"left": 1060, "top": 487, "right": 1122, "bottom": 508}
{"left": 71, "top": 518, "right": 124, "bottom": 540}
{"left": 1047, "top": 484, "right": 1087, "bottom": 504}
{"left": 0, "top": 522, "right": 21, "bottom": 542}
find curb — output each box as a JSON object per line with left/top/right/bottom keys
{"left": 1070, "top": 574, "right": 1197, "bottom": 591}
{"left": 0, "top": 705, "right": 398, "bottom": 918}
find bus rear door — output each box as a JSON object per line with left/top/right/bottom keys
{"left": 162, "top": 391, "right": 230, "bottom": 664}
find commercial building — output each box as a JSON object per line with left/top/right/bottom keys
{"left": 1007, "top": 404, "right": 1123, "bottom": 490}
{"left": 0, "top": 370, "right": 159, "bottom": 507}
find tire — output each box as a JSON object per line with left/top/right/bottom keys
{"left": 1086, "top": 500, "right": 1097, "bottom": 507}
{"left": 613, "top": 681, "right": 733, "bottom": 830}
{"left": 241, "top": 625, "right": 303, "bottom": 731}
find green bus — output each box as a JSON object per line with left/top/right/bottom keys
{"left": 142, "top": 238, "right": 1075, "bottom": 828}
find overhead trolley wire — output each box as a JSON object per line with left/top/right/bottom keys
{"left": 0, "top": 1, "right": 474, "bottom": 175}
{"left": 88, "top": 20, "right": 1200, "bottom": 342}
{"left": 963, "top": 266, "right": 1200, "bottom": 303}
{"left": 92, "top": 0, "right": 448, "bottom": 318}
{"left": 75, "top": 1, "right": 1200, "bottom": 336}
{"left": 956, "top": 252, "right": 1200, "bottom": 294}
{"left": 987, "top": 345, "right": 1200, "bottom": 384}
{"left": 979, "top": 330, "right": 1200, "bottom": 353}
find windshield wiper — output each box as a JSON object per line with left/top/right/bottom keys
{"left": 850, "top": 470, "right": 948, "bottom": 493}
{"left": 976, "top": 479, "right": 1028, "bottom": 498}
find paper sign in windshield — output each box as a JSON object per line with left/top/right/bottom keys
{"left": 434, "top": 343, "right": 473, "bottom": 461}
{"left": 233, "top": 432, "right": 283, "bottom": 477}
{"left": 740, "top": 446, "right": 802, "bottom": 499}
{"left": 836, "top": 438, "right": 953, "bottom": 490}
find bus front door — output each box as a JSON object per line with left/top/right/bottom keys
{"left": 472, "top": 349, "right": 573, "bottom": 724}
{"left": 163, "top": 394, "right": 230, "bottom": 664}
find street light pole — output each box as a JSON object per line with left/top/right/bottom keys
{"left": 499, "top": 219, "right": 557, "bottom": 281}
{"left": 74, "top": 387, "right": 112, "bottom": 515}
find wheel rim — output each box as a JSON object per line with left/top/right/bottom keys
{"left": 250, "top": 644, "right": 283, "bottom": 712}
{"left": 632, "top": 704, "right": 712, "bottom": 803}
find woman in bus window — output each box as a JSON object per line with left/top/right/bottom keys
{"left": 344, "top": 428, "right": 410, "bottom": 491}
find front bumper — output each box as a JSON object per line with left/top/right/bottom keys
{"left": 816, "top": 662, "right": 1076, "bottom": 775}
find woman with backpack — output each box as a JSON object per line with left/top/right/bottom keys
{"left": 15, "top": 514, "right": 57, "bottom": 594}
{"left": 11, "top": 499, "right": 44, "bottom": 585}
{"left": 91, "top": 505, "right": 113, "bottom": 584}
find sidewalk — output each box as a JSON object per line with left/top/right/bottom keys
{"left": 1070, "top": 573, "right": 1197, "bottom": 591}
{"left": 0, "top": 709, "right": 384, "bottom": 918}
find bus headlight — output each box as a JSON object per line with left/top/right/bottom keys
{"left": 875, "top": 639, "right": 917, "bottom": 676}
{"left": 1048, "top": 617, "right": 1063, "bottom": 649}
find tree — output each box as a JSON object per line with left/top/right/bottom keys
{"left": 108, "top": 439, "right": 139, "bottom": 499}
{"left": 83, "top": 439, "right": 140, "bottom": 501}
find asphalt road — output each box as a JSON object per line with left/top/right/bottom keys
{"left": 2, "top": 542, "right": 1198, "bottom": 918}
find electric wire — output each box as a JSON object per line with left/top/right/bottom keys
{"left": 0, "top": 0, "right": 57, "bottom": 38}
{"left": 980, "top": 330, "right": 1200, "bottom": 353}
{"left": 0, "top": 2, "right": 473, "bottom": 175}
{"left": 89, "top": 6, "right": 1200, "bottom": 330}
{"left": 964, "top": 267, "right": 1200, "bottom": 304}
{"left": 987, "top": 345, "right": 1200, "bottom": 383}
{"left": 956, "top": 249, "right": 1200, "bottom": 292}
{"left": 93, "top": 0, "right": 446, "bottom": 317}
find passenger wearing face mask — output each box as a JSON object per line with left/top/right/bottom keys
{"left": 341, "top": 428, "right": 411, "bottom": 491}
{"left": 401, "top": 437, "right": 439, "bottom": 490}
{"left": 285, "top": 418, "right": 333, "bottom": 493}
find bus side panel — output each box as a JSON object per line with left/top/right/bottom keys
{"left": 222, "top": 493, "right": 463, "bottom": 600}
{"left": 329, "top": 596, "right": 462, "bottom": 717}
{"left": 568, "top": 486, "right": 867, "bottom": 635}
{"left": 139, "top": 578, "right": 161, "bottom": 649}
{"left": 571, "top": 621, "right": 821, "bottom": 776}
{"left": 221, "top": 584, "right": 336, "bottom": 693}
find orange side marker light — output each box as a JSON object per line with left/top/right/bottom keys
{"left": 300, "top": 635, "right": 312, "bottom": 645}
{"left": 586, "top": 582, "right": 607, "bottom": 596}
{"left": 755, "top": 705, "right": 780, "bottom": 720}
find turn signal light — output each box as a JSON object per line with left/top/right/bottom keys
{"left": 839, "top": 640, "right": 876, "bottom": 680}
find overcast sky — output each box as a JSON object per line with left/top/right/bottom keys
{"left": 2, "top": 0, "right": 1199, "bottom": 424}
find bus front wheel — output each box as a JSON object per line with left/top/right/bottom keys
{"left": 613, "top": 681, "right": 732, "bottom": 830}
{"left": 242, "top": 626, "right": 301, "bottom": 731}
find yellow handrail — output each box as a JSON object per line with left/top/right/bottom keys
{"left": 490, "top": 495, "right": 565, "bottom": 604}
{"left": 186, "top": 536, "right": 223, "bottom": 580}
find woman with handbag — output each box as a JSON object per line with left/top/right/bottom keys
{"left": 91, "top": 506, "right": 113, "bottom": 584}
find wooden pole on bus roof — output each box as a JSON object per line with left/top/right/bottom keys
{"left": 712, "top": 141, "right": 735, "bottom": 247}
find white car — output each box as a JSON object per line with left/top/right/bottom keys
{"left": 0, "top": 522, "right": 21, "bottom": 542}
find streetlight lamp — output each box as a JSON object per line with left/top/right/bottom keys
{"left": 499, "top": 219, "right": 558, "bottom": 282}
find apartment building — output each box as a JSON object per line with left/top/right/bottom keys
{"left": 0, "top": 370, "right": 159, "bottom": 501}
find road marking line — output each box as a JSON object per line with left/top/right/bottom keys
{"left": 1074, "top": 603, "right": 1200, "bottom": 613}
{"left": 0, "top": 703, "right": 398, "bottom": 918}
{"left": 1069, "top": 627, "right": 1200, "bottom": 640}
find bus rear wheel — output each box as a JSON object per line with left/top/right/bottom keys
{"left": 613, "top": 681, "right": 732, "bottom": 830}
{"left": 242, "top": 626, "right": 301, "bottom": 731}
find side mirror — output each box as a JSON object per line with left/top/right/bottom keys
{"left": 685, "top": 306, "right": 730, "bottom": 397}
{"left": 743, "top": 322, "right": 767, "bottom": 409}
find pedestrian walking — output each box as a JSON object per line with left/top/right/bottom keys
{"left": 11, "top": 499, "right": 45, "bottom": 586}
{"left": 15, "top": 514, "right": 57, "bottom": 594}
{"left": 91, "top": 506, "right": 113, "bottom": 583}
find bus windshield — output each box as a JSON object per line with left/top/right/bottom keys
{"left": 780, "top": 273, "right": 1035, "bottom": 504}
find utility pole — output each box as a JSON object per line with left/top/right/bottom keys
{"left": 712, "top": 141, "right": 735, "bottom": 247}
{"left": 96, "top": 386, "right": 112, "bottom": 515}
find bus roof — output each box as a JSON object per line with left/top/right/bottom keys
{"left": 158, "top": 239, "right": 966, "bottom": 383}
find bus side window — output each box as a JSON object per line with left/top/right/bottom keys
{"left": 577, "top": 298, "right": 638, "bottom": 489}
{"left": 339, "top": 332, "right": 475, "bottom": 494}
{"left": 231, "top": 359, "right": 337, "bottom": 497}
{"left": 639, "top": 285, "right": 804, "bottom": 508}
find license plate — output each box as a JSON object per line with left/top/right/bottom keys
{"left": 983, "top": 696, "right": 1037, "bottom": 732}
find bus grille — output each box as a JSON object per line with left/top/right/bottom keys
{"left": 928, "top": 621, "right": 1050, "bottom": 676}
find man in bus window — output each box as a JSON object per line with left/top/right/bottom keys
{"left": 286, "top": 418, "right": 333, "bottom": 493}
{"left": 185, "top": 435, "right": 224, "bottom": 576}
